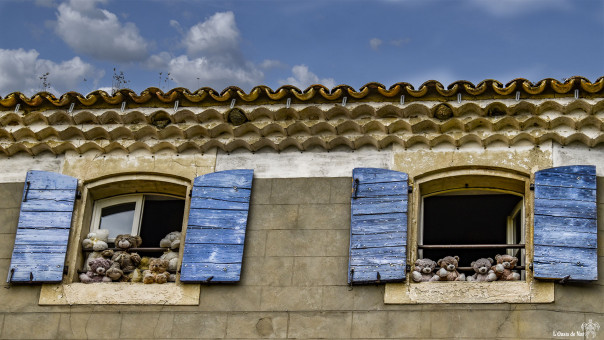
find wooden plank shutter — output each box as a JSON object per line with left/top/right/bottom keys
{"left": 534, "top": 165, "right": 597, "bottom": 281}
{"left": 7, "top": 171, "right": 78, "bottom": 283}
{"left": 180, "top": 169, "right": 253, "bottom": 283}
{"left": 348, "top": 168, "right": 408, "bottom": 284}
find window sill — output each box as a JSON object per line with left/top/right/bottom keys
{"left": 39, "top": 282, "right": 200, "bottom": 305}
{"left": 384, "top": 280, "right": 554, "bottom": 304}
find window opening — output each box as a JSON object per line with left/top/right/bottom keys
{"left": 419, "top": 190, "right": 525, "bottom": 276}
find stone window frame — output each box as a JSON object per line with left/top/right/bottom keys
{"left": 39, "top": 173, "right": 200, "bottom": 305}
{"left": 385, "top": 167, "right": 554, "bottom": 304}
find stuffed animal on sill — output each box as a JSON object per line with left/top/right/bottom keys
{"left": 490, "top": 254, "right": 520, "bottom": 281}
{"left": 411, "top": 258, "right": 439, "bottom": 282}
{"left": 434, "top": 256, "right": 466, "bottom": 281}
{"left": 159, "top": 231, "right": 181, "bottom": 282}
{"left": 466, "top": 257, "right": 496, "bottom": 282}
{"left": 159, "top": 231, "right": 181, "bottom": 250}
{"left": 79, "top": 257, "right": 112, "bottom": 283}
{"left": 81, "top": 229, "right": 113, "bottom": 272}
{"left": 106, "top": 234, "right": 142, "bottom": 282}
{"left": 143, "top": 258, "right": 171, "bottom": 284}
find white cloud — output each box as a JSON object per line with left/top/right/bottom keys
{"left": 468, "top": 0, "right": 571, "bottom": 17}
{"left": 0, "top": 48, "right": 103, "bottom": 96}
{"left": 55, "top": 0, "right": 148, "bottom": 62}
{"left": 167, "top": 55, "right": 263, "bottom": 91}
{"left": 390, "top": 38, "right": 411, "bottom": 47}
{"left": 259, "top": 59, "right": 287, "bottom": 70}
{"left": 184, "top": 11, "right": 240, "bottom": 60}
{"left": 280, "top": 65, "right": 336, "bottom": 89}
{"left": 369, "top": 38, "right": 383, "bottom": 51}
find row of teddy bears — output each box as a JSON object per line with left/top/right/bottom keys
{"left": 79, "top": 230, "right": 182, "bottom": 284}
{"left": 412, "top": 255, "right": 521, "bottom": 282}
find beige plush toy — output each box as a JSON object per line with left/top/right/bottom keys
{"left": 490, "top": 254, "right": 520, "bottom": 281}
{"left": 143, "top": 258, "right": 171, "bottom": 284}
{"left": 434, "top": 256, "right": 466, "bottom": 281}
{"left": 411, "top": 258, "right": 439, "bottom": 282}
{"left": 106, "top": 234, "right": 142, "bottom": 282}
{"left": 159, "top": 231, "right": 181, "bottom": 250}
{"left": 467, "top": 258, "right": 496, "bottom": 282}
{"left": 82, "top": 229, "right": 112, "bottom": 271}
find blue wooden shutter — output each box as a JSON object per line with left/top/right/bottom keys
{"left": 7, "top": 171, "right": 78, "bottom": 283}
{"left": 534, "top": 165, "right": 597, "bottom": 281}
{"left": 348, "top": 168, "right": 408, "bottom": 284}
{"left": 180, "top": 169, "right": 253, "bottom": 283}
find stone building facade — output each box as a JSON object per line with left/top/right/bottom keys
{"left": 0, "top": 77, "right": 602, "bottom": 339}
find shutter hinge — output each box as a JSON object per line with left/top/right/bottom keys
{"left": 205, "top": 276, "right": 214, "bottom": 283}
{"left": 63, "top": 266, "right": 69, "bottom": 275}
{"left": 375, "top": 272, "right": 381, "bottom": 284}
{"left": 76, "top": 190, "right": 82, "bottom": 200}
{"left": 530, "top": 183, "right": 535, "bottom": 191}
{"left": 408, "top": 185, "right": 413, "bottom": 194}
{"left": 23, "top": 181, "right": 31, "bottom": 202}
{"left": 352, "top": 178, "right": 359, "bottom": 199}
{"left": 558, "top": 275, "right": 571, "bottom": 284}
{"left": 348, "top": 268, "right": 354, "bottom": 290}
{"left": 405, "top": 264, "right": 411, "bottom": 272}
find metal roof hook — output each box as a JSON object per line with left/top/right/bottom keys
{"left": 121, "top": 101, "right": 126, "bottom": 112}
{"left": 342, "top": 96, "right": 347, "bottom": 107}
{"left": 68, "top": 102, "right": 75, "bottom": 114}
{"left": 14, "top": 104, "right": 20, "bottom": 113}
{"left": 174, "top": 100, "right": 179, "bottom": 113}
{"left": 400, "top": 95, "right": 405, "bottom": 105}
{"left": 230, "top": 99, "right": 236, "bottom": 109}
{"left": 574, "top": 89, "right": 579, "bottom": 99}
{"left": 515, "top": 91, "right": 520, "bottom": 101}
{"left": 457, "top": 93, "right": 462, "bottom": 104}
{"left": 286, "top": 98, "right": 291, "bottom": 109}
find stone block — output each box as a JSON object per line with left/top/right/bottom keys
{"left": 350, "top": 311, "right": 389, "bottom": 339}
{"left": 243, "top": 230, "right": 266, "bottom": 258}
{"left": 329, "top": 177, "right": 353, "bottom": 203}
{"left": 292, "top": 256, "right": 348, "bottom": 286}
{"left": 171, "top": 312, "right": 227, "bottom": 338}
{"left": 250, "top": 178, "right": 271, "bottom": 205}
{"left": 57, "top": 312, "right": 121, "bottom": 339}
{"left": 352, "top": 286, "right": 386, "bottom": 311}
{"left": 2, "top": 312, "right": 60, "bottom": 339}
{"left": 120, "top": 312, "right": 170, "bottom": 339}
{"left": 426, "top": 310, "right": 517, "bottom": 339}
{"left": 320, "top": 286, "right": 355, "bottom": 310}
{"left": 553, "top": 282, "right": 604, "bottom": 312}
{"left": 266, "top": 230, "right": 349, "bottom": 257}
{"left": 248, "top": 204, "right": 298, "bottom": 230}
{"left": 599, "top": 204, "right": 604, "bottom": 231}
{"left": 0, "top": 234, "right": 15, "bottom": 259}
{"left": 515, "top": 310, "right": 586, "bottom": 339}
{"left": 198, "top": 286, "right": 262, "bottom": 312}
{"left": 0, "top": 183, "right": 24, "bottom": 209}
{"left": 269, "top": 178, "right": 332, "bottom": 205}
{"left": 297, "top": 204, "right": 350, "bottom": 230}
{"left": 242, "top": 256, "right": 293, "bottom": 287}
{"left": 260, "top": 286, "right": 323, "bottom": 311}
{"left": 288, "top": 312, "right": 352, "bottom": 339}
{"left": 0, "top": 209, "right": 19, "bottom": 234}
{"left": 225, "top": 312, "right": 288, "bottom": 338}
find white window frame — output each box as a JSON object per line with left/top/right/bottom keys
{"left": 90, "top": 194, "right": 144, "bottom": 243}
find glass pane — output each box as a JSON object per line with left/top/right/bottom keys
{"left": 99, "top": 202, "right": 136, "bottom": 239}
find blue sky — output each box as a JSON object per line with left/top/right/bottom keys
{"left": 0, "top": 0, "right": 602, "bottom": 96}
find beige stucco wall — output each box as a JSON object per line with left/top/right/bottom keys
{"left": 0, "top": 146, "right": 602, "bottom": 339}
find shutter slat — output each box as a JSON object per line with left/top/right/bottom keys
{"left": 8, "top": 171, "right": 77, "bottom": 284}
{"left": 349, "top": 168, "right": 408, "bottom": 284}
{"left": 533, "top": 165, "right": 597, "bottom": 281}
{"left": 180, "top": 169, "right": 253, "bottom": 283}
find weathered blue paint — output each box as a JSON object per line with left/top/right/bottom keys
{"left": 180, "top": 169, "right": 253, "bottom": 283}
{"left": 8, "top": 170, "right": 78, "bottom": 283}
{"left": 533, "top": 165, "right": 597, "bottom": 281}
{"left": 348, "top": 168, "right": 408, "bottom": 284}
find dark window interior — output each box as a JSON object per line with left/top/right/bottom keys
{"left": 422, "top": 193, "right": 522, "bottom": 268}
{"left": 139, "top": 196, "right": 185, "bottom": 249}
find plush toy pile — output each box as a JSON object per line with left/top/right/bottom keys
{"left": 410, "top": 255, "right": 521, "bottom": 283}
{"left": 80, "top": 231, "right": 181, "bottom": 284}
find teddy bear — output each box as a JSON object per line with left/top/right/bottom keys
{"left": 106, "top": 234, "right": 142, "bottom": 282}
{"left": 490, "top": 254, "right": 520, "bottom": 281}
{"left": 143, "top": 258, "right": 171, "bottom": 284}
{"left": 411, "top": 258, "right": 439, "bottom": 282}
{"left": 79, "top": 257, "right": 112, "bottom": 283}
{"left": 434, "top": 256, "right": 466, "bottom": 281}
{"left": 159, "top": 231, "right": 181, "bottom": 250}
{"left": 466, "top": 257, "right": 496, "bottom": 282}
{"left": 81, "top": 229, "right": 113, "bottom": 271}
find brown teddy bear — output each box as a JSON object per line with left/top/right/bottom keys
{"left": 434, "top": 256, "right": 466, "bottom": 281}
{"left": 79, "top": 257, "right": 112, "bottom": 283}
{"left": 143, "top": 258, "right": 171, "bottom": 284}
{"left": 107, "top": 234, "right": 142, "bottom": 282}
{"left": 411, "top": 258, "right": 439, "bottom": 282}
{"left": 490, "top": 254, "right": 520, "bottom": 281}
{"left": 466, "top": 257, "right": 496, "bottom": 282}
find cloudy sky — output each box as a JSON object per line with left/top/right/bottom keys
{"left": 0, "top": 0, "right": 602, "bottom": 96}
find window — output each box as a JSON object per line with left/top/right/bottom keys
{"left": 91, "top": 194, "right": 184, "bottom": 248}
{"left": 419, "top": 190, "right": 526, "bottom": 279}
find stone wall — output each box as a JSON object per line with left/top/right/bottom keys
{"left": 0, "top": 177, "right": 602, "bottom": 339}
